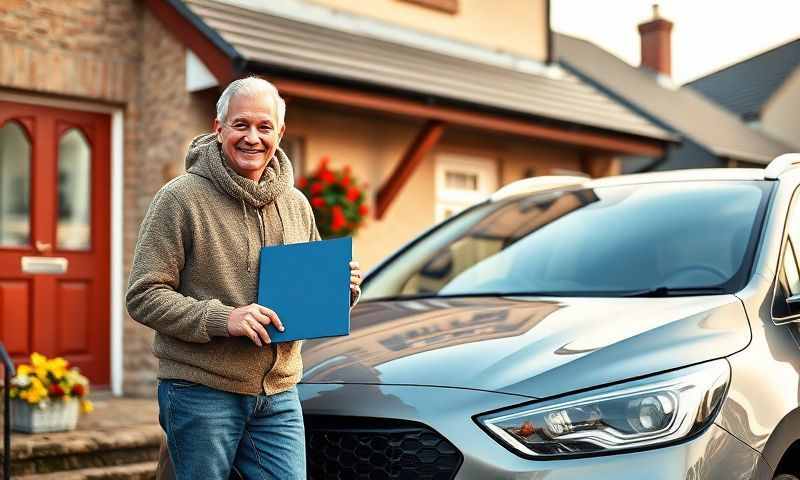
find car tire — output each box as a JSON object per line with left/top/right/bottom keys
{"left": 775, "top": 475, "right": 800, "bottom": 480}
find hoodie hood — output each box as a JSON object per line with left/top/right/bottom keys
{"left": 184, "top": 133, "right": 295, "bottom": 272}
{"left": 185, "top": 132, "right": 294, "bottom": 208}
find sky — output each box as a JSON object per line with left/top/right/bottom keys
{"left": 551, "top": 0, "right": 800, "bottom": 84}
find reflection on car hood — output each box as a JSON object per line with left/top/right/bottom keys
{"left": 300, "top": 295, "right": 751, "bottom": 398}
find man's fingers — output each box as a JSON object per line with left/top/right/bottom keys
{"left": 254, "top": 304, "right": 276, "bottom": 319}
{"left": 254, "top": 304, "right": 284, "bottom": 332}
{"left": 241, "top": 322, "right": 262, "bottom": 347}
{"left": 350, "top": 261, "right": 360, "bottom": 268}
{"left": 271, "top": 314, "right": 284, "bottom": 332}
{"left": 248, "top": 318, "right": 271, "bottom": 345}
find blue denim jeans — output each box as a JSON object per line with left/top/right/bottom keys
{"left": 158, "top": 379, "right": 306, "bottom": 480}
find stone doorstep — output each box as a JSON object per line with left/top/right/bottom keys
{"left": 0, "top": 425, "right": 162, "bottom": 477}
{"left": 16, "top": 461, "right": 157, "bottom": 480}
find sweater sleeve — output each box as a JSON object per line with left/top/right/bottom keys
{"left": 126, "top": 188, "right": 233, "bottom": 343}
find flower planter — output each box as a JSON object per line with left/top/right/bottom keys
{"left": 11, "top": 397, "right": 80, "bottom": 433}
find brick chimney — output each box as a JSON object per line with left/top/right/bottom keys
{"left": 638, "top": 4, "right": 673, "bottom": 76}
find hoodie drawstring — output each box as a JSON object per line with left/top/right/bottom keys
{"left": 256, "top": 208, "right": 266, "bottom": 249}
{"left": 242, "top": 199, "right": 252, "bottom": 272}
{"left": 243, "top": 201, "right": 282, "bottom": 272}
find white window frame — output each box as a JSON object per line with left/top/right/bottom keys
{"left": 435, "top": 154, "right": 497, "bottom": 222}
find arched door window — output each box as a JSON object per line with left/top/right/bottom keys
{"left": 57, "top": 128, "right": 92, "bottom": 251}
{"left": 0, "top": 122, "right": 31, "bottom": 247}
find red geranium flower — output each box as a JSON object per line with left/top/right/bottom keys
{"left": 49, "top": 384, "right": 65, "bottom": 397}
{"left": 358, "top": 204, "right": 369, "bottom": 216}
{"left": 301, "top": 157, "right": 367, "bottom": 238}
{"left": 331, "top": 205, "right": 346, "bottom": 231}
{"left": 346, "top": 186, "right": 360, "bottom": 202}
{"left": 320, "top": 169, "right": 335, "bottom": 184}
{"left": 72, "top": 384, "right": 85, "bottom": 396}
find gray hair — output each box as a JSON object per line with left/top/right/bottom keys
{"left": 216, "top": 76, "right": 286, "bottom": 127}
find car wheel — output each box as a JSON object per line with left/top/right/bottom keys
{"left": 775, "top": 474, "right": 800, "bottom": 480}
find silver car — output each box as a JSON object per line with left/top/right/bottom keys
{"left": 299, "top": 154, "right": 800, "bottom": 480}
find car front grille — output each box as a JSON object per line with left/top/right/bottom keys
{"left": 305, "top": 416, "right": 463, "bottom": 480}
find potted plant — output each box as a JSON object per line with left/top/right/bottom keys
{"left": 297, "top": 157, "right": 369, "bottom": 239}
{"left": 7, "top": 352, "right": 94, "bottom": 433}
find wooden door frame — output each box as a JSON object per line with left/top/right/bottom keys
{"left": 0, "top": 90, "right": 125, "bottom": 396}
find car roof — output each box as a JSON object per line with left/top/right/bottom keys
{"left": 585, "top": 168, "right": 768, "bottom": 188}
{"left": 492, "top": 168, "right": 770, "bottom": 202}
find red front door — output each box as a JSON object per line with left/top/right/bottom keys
{"left": 0, "top": 101, "right": 110, "bottom": 387}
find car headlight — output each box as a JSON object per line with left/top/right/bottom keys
{"left": 475, "top": 360, "right": 730, "bottom": 458}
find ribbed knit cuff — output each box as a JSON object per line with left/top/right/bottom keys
{"left": 205, "top": 301, "right": 235, "bottom": 338}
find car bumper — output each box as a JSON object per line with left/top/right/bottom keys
{"left": 298, "top": 383, "right": 765, "bottom": 479}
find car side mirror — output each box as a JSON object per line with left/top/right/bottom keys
{"left": 787, "top": 294, "right": 800, "bottom": 305}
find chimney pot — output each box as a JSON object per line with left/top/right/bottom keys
{"left": 638, "top": 3, "right": 673, "bottom": 76}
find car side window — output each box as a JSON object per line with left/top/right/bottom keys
{"left": 783, "top": 240, "right": 800, "bottom": 296}
{"left": 774, "top": 188, "right": 800, "bottom": 319}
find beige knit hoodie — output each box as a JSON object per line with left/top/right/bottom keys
{"left": 126, "top": 133, "right": 336, "bottom": 396}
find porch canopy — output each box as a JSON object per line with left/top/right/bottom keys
{"left": 146, "top": 0, "right": 676, "bottom": 217}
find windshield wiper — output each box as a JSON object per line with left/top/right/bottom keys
{"left": 622, "top": 286, "right": 729, "bottom": 297}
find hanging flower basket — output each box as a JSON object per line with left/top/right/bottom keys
{"left": 297, "top": 157, "right": 369, "bottom": 239}
{"left": 7, "top": 352, "right": 94, "bottom": 433}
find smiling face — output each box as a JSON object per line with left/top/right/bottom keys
{"left": 213, "top": 92, "right": 286, "bottom": 181}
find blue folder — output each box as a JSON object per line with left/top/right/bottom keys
{"left": 257, "top": 236, "right": 352, "bottom": 343}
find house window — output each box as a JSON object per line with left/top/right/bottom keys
{"left": 398, "top": 0, "right": 458, "bottom": 14}
{"left": 435, "top": 154, "right": 497, "bottom": 222}
{"left": 445, "top": 171, "right": 479, "bottom": 191}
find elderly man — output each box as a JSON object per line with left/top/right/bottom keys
{"left": 126, "top": 76, "right": 362, "bottom": 480}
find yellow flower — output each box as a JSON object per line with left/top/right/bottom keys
{"left": 30, "top": 352, "right": 47, "bottom": 368}
{"left": 34, "top": 366, "right": 48, "bottom": 381}
{"left": 47, "top": 358, "right": 68, "bottom": 379}
{"left": 29, "top": 377, "right": 47, "bottom": 396}
{"left": 12, "top": 353, "right": 92, "bottom": 410}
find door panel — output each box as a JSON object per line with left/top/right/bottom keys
{"left": 0, "top": 101, "right": 110, "bottom": 387}
{"left": 57, "top": 280, "right": 91, "bottom": 354}
{"left": 0, "top": 280, "right": 31, "bottom": 357}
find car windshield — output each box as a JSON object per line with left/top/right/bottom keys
{"left": 362, "top": 180, "right": 773, "bottom": 300}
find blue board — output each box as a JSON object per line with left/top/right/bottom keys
{"left": 257, "top": 236, "right": 352, "bottom": 343}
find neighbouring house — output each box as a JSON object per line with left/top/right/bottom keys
{"left": 554, "top": 6, "right": 792, "bottom": 172}
{"left": 0, "top": 0, "right": 674, "bottom": 397}
{"left": 687, "top": 37, "right": 800, "bottom": 151}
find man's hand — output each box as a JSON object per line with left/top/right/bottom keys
{"left": 227, "top": 304, "right": 284, "bottom": 347}
{"left": 350, "top": 260, "right": 363, "bottom": 297}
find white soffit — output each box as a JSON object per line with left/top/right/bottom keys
{"left": 186, "top": 50, "right": 219, "bottom": 92}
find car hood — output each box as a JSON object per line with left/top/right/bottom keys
{"left": 300, "top": 295, "right": 751, "bottom": 398}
